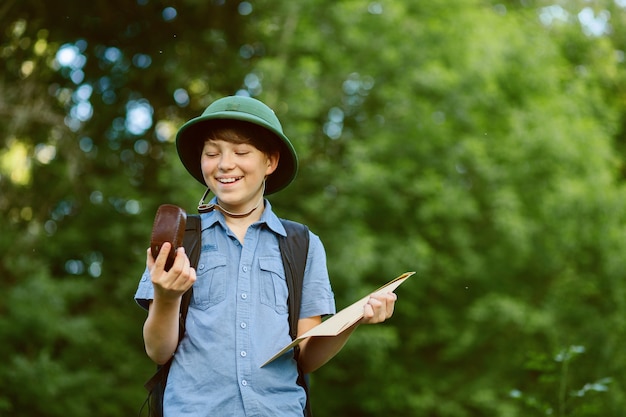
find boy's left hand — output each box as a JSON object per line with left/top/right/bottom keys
{"left": 360, "top": 292, "right": 397, "bottom": 324}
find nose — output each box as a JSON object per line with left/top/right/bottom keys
{"left": 218, "top": 151, "right": 235, "bottom": 171}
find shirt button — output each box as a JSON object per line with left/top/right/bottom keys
{"left": 198, "top": 264, "right": 205, "bottom": 270}
{"left": 240, "top": 351, "right": 247, "bottom": 357}
{"left": 241, "top": 293, "right": 247, "bottom": 300}
{"left": 241, "top": 380, "right": 248, "bottom": 386}
{"left": 242, "top": 266, "right": 248, "bottom": 272}
{"left": 240, "top": 322, "right": 247, "bottom": 329}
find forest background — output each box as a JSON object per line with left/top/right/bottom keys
{"left": 2, "top": 0, "right": 626, "bottom": 416}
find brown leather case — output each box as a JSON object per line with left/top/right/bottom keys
{"left": 150, "top": 204, "right": 187, "bottom": 271}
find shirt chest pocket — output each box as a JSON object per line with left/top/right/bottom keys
{"left": 192, "top": 254, "right": 228, "bottom": 310}
{"left": 259, "top": 257, "right": 288, "bottom": 314}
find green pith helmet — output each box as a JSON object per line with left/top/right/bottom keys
{"left": 175, "top": 95, "right": 298, "bottom": 195}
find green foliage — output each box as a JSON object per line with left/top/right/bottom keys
{"left": 511, "top": 345, "right": 614, "bottom": 416}
{"left": 2, "top": 0, "right": 626, "bottom": 415}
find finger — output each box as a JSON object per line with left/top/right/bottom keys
{"left": 146, "top": 247, "right": 155, "bottom": 269}
{"left": 375, "top": 297, "right": 388, "bottom": 322}
{"left": 183, "top": 266, "right": 197, "bottom": 292}
{"left": 363, "top": 303, "right": 375, "bottom": 320}
{"left": 168, "top": 247, "right": 189, "bottom": 277}
{"left": 154, "top": 242, "right": 172, "bottom": 270}
{"left": 367, "top": 297, "right": 384, "bottom": 322}
{"left": 385, "top": 293, "right": 397, "bottom": 319}
{"left": 369, "top": 294, "right": 396, "bottom": 322}
{"left": 175, "top": 246, "right": 188, "bottom": 269}
{"left": 187, "top": 265, "right": 197, "bottom": 286}
{"left": 378, "top": 292, "right": 397, "bottom": 319}
{"left": 169, "top": 248, "right": 197, "bottom": 291}
{"left": 369, "top": 296, "right": 383, "bottom": 308}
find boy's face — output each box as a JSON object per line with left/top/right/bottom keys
{"left": 200, "top": 139, "right": 279, "bottom": 211}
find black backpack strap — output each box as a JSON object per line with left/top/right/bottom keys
{"left": 179, "top": 214, "right": 201, "bottom": 338}
{"left": 278, "top": 219, "right": 312, "bottom": 417}
{"left": 279, "top": 219, "right": 310, "bottom": 340}
{"left": 144, "top": 214, "right": 201, "bottom": 394}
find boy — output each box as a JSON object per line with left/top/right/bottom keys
{"left": 135, "top": 95, "right": 397, "bottom": 416}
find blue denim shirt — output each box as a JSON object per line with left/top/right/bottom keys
{"left": 135, "top": 200, "right": 336, "bottom": 416}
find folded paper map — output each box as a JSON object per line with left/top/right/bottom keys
{"left": 261, "top": 271, "right": 415, "bottom": 367}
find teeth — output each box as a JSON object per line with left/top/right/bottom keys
{"left": 219, "top": 177, "right": 239, "bottom": 183}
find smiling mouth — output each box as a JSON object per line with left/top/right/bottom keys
{"left": 217, "top": 177, "right": 242, "bottom": 184}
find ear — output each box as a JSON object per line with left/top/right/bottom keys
{"left": 265, "top": 152, "right": 280, "bottom": 176}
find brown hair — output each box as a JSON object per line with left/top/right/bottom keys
{"left": 199, "top": 120, "right": 281, "bottom": 157}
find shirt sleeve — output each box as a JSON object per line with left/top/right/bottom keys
{"left": 134, "top": 267, "right": 154, "bottom": 311}
{"left": 299, "top": 231, "right": 336, "bottom": 319}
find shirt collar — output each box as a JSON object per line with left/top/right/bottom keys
{"left": 199, "top": 197, "right": 287, "bottom": 237}
{"left": 261, "top": 200, "right": 287, "bottom": 237}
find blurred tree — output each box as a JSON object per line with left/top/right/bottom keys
{"left": 246, "top": 0, "right": 626, "bottom": 416}
{"left": 1, "top": 1, "right": 254, "bottom": 415}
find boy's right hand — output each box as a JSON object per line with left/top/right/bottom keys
{"left": 147, "top": 242, "right": 197, "bottom": 302}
